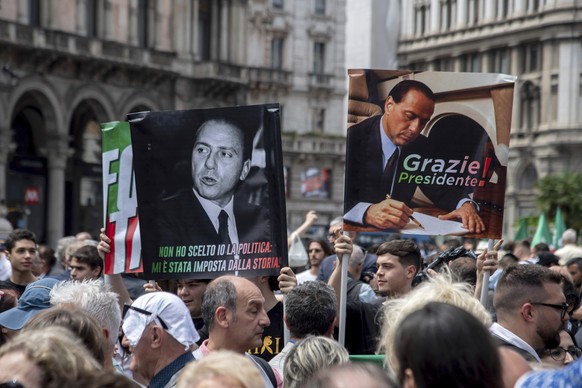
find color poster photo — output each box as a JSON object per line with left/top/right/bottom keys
{"left": 129, "top": 104, "right": 287, "bottom": 279}
{"left": 343, "top": 70, "right": 516, "bottom": 239}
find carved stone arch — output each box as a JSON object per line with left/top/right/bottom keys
{"left": 65, "top": 83, "right": 116, "bottom": 124}
{"left": 117, "top": 92, "right": 162, "bottom": 117}
{"left": 8, "top": 75, "right": 63, "bottom": 137}
{"left": 6, "top": 76, "right": 62, "bottom": 243}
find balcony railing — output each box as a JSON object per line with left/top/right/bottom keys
{"left": 308, "top": 72, "right": 334, "bottom": 89}
{"left": 248, "top": 67, "right": 292, "bottom": 87}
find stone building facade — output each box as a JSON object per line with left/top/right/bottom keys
{"left": 0, "top": 0, "right": 347, "bottom": 248}
{"left": 396, "top": 0, "right": 582, "bottom": 239}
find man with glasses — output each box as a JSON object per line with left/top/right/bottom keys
{"left": 491, "top": 264, "right": 568, "bottom": 363}
{"left": 122, "top": 292, "right": 199, "bottom": 388}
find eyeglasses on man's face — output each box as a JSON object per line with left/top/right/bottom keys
{"left": 123, "top": 304, "right": 168, "bottom": 330}
{"left": 530, "top": 302, "right": 569, "bottom": 320}
{"left": 546, "top": 346, "right": 582, "bottom": 361}
{"left": 0, "top": 381, "right": 25, "bottom": 388}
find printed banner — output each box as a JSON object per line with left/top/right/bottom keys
{"left": 129, "top": 104, "right": 287, "bottom": 279}
{"left": 343, "top": 70, "right": 515, "bottom": 239}
{"left": 101, "top": 121, "right": 142, "bottom": 274}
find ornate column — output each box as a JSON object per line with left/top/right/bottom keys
{"left": 220, "top": 0, "right": 229, "bottom": 61}
{"left": 41, "top": 134, "right": 73, "bottom": 250}
{"left": 430, "top": 0, "right": 440, "bottom": 34}
{"left": 456, "top": 0, "right": 467, "bottom": 28}
{"left": 0, "top": 129, "right": 16, "bottom": 204}
{"left": 211, "top": 0, "right": 219, "bottom": 60}
{"left": 192, "top": 0, "right": 199, "bottom": 59}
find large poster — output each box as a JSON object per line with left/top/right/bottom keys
{"left": 344, "top": 70, "right": 515, "bottom": 239}
{"left": 101, "top": 121, "right": 142, "bottom": 274}
{"left": 129, "top": 104, "right": 287, "bottom": 279}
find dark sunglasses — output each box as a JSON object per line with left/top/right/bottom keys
{"left": 123, "top": 304, "right": 168, "bottom": 330}
{"left": 531, "top": 302, "right": 569, "bottom": 320}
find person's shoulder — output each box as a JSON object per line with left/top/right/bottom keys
{"left": 296, "top": 270, "right": 315, "bottom": 283}
{"left": 348, "top": 115, "right": 380, "bottom": 137}
{"left": 233, "top": 198, "right": 268, "bottom": 226}
{"left": 159, "top": 189, "right": 196, "bottom": 207}
{"left": 347, "top": 295, "right": 384, "bottom": 313}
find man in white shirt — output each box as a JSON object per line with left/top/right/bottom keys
{"left": 296, "top": 238, "right": 333, "bottom": 284}
{"left": 490, "top": 264, "right": 568, "bottom": 363}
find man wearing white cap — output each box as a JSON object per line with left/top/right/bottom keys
{"left": 122, "top": 291, "right": 199, "bottom": 388}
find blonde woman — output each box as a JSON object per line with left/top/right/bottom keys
{"left": 283, "top": 336, "right": 350, "bottom": 388}
{"left": 177, "top": 350, "right": 263, "bottom": 388}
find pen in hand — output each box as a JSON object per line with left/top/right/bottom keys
{"left": 385, "top": 194, "right": 425, "bottom": 230}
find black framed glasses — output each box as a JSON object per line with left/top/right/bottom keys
{"left": 0, "top": 381, "right": 25, "bottom": 388}
{"left": 531, "top": 302, "right": 569, "bottom": 319}
{"left": 123, "top": 304, "right": 168, "bottom": 330}
{"left": 546, "top": 346, "right": 582, "bottom": 361}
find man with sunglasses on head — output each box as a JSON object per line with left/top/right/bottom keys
{"left": 491, "top": 264, "right": 569, "bottom": 363}
{"left": 122, "top": 292, "right": 199, "bottom": 388}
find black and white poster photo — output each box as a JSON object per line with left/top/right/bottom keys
{"left": 129, "top": 104, "right": 287, "bottom": 279}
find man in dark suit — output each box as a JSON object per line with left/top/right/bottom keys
{"left": 157, "top": 119, "right": 269, "bottom": 264}
{"left": 344, "top": 80, "right": 484, "bottom": 234}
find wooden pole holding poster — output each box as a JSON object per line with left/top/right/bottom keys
{"left": 338, "top": 250, "right": 349, "bottom": 346}
{"left": 480, "top": 239, "right": 495, "bottom": 306}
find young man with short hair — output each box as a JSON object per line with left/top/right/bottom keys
{"left": 69, "top": 245, "right": 103, "bottom": 281}
{"left": 328, "top": 238, "right": 421, "bottom": 354}
{"left": 0, "top": 229, "right": 38, "bottom": 295}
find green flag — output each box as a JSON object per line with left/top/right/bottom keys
{"left": 553, "top": 207, "right": 567, "bottom": 249}
{"left": 532, "top": 213, "right": 552, "bottom": 246}
{"left": 514, "top": 218, "right": 529, "bottom": 241}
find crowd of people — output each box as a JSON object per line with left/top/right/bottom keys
{"left": 1, "top": 216, "right": 582, "bottom": 387}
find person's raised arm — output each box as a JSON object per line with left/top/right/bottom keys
{"left": 327, "top": 233, "right": 353, "bottom": 326}
{"left": 474, "top": 240, "right": 502, "bottom": 301}
{"left": 98, "top": 228, "right": 133, "bottom": 312}
{"left": 287, "top": 210, "right": 319, "bottom": 248}
{"left": 278, "top": 266, "right": 297, "bottom": 294}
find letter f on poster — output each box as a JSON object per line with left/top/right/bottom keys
{"left": 101, "top": 121, "right": 142, "bottom": 274}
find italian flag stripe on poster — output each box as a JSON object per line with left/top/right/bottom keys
{"left": 101, "top": 121, "right": 142, "bottom": 274}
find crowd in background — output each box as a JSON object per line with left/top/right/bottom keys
{"left": 0, "top": 209, "right": 581, "bottom": 387}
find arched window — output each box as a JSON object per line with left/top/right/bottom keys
{"left": 81, "top": 120, "right": 101, "bottom": 164}
{"left": 415, "top": 1, "right": 430, "bottom": 36}
{"left": 440, "top": 0, "right": 456, "bottom": 31}
{"left": 520, "top": 81, "right": 540, "bottom": 132}
{"left": 519, "top": 164, "right": 538, "bottom": 190}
